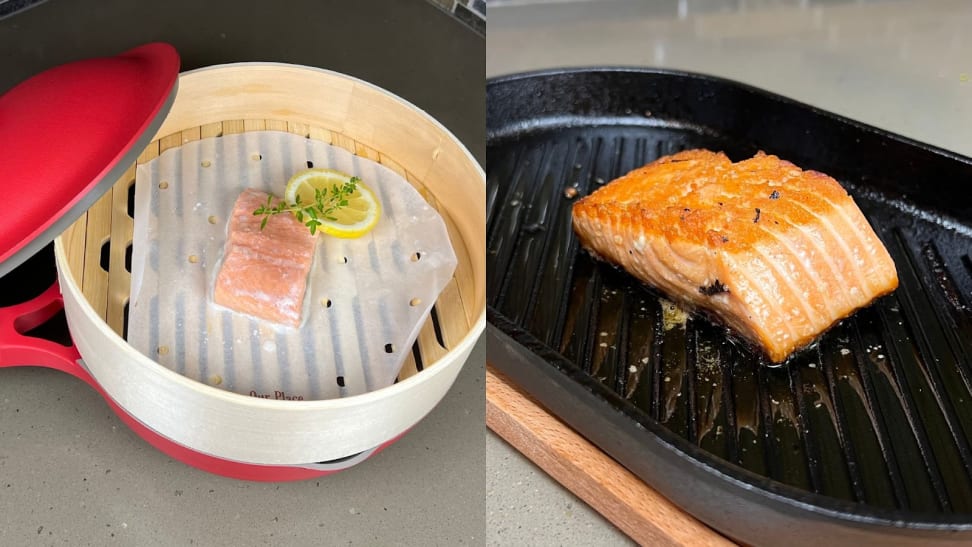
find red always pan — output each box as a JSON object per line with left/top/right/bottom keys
{"left": 0, "top": 44, "right": 487, "bottom": 480}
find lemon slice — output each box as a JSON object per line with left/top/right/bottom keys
{"left": 283, "top": 168, "right": 381, "bottom": 238}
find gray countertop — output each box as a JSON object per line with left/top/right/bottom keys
{"left": 0, "top": 1, "right": 484, "bottom": 545}
{"left": 486, "top": 0, "right": 972, "bottom": 544}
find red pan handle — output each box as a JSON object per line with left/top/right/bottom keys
{"left": 0, "top": 282, "right": 94, "bottom": 387}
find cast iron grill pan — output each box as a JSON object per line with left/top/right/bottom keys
{"left": 486, "top": 68, "right": 972, "bottom": 545}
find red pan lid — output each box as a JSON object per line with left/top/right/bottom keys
{"left": 0, "top": 43, "right": 180, "bottom": 278}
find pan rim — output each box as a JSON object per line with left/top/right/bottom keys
{"left": 487, "top": 66, "right": 972, "bottom": 168}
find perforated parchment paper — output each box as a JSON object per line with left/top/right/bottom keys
{"left": 129, "top": 131, "right": 457, "bottom": 400}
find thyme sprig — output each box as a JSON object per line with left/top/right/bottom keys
{"left": 253, "top": 177, "right": 359, "bottom": 235}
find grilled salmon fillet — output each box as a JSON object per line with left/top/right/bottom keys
{"left": 214, "top": 189, "right": 317, "bottom": 327}
{"left": 571, "top": 149, "right": 898, "bottom": 362}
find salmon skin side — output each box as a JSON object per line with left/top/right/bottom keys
{"left": 214, "top": 188, "right": 317, "bottom": 328}
{"left": 571, "top": 149, "right": 899, "bottom": 363}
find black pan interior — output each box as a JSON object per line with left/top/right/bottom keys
{"left": 486, "top": 68, "right": 972, "bottom": 545}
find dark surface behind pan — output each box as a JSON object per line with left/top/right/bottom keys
{"left": 486, "top": 68, "right": 972, "bottom": 546}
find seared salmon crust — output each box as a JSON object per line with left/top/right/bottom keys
{"left": 571, "top": 149, "right": 899, "bottom": 362}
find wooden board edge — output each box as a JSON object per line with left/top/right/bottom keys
{"left": 485, "top": 365, "right": 736, "bottom": 547}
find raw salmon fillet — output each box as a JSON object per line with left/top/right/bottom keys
{"left": 214, "top": 189, "right": 317, "bottom": 327}
{"left": 571, "top": 149, "right": 899, "bottom": 362}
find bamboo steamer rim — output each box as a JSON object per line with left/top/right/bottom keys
{"left": 55, "top": 62, "right": 486, "bottom": 409}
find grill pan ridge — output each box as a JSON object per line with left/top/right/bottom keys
{"left": 486, "top": 68, "right": 972, "bottom": 545}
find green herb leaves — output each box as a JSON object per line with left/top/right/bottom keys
{"left": 252, "top": 177, "right": 359, "bottom": 236}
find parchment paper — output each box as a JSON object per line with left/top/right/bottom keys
{"left": 129, "top": 131, "right": 457, "bottom": 400}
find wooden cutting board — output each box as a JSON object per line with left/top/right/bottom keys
{"left": 486, "top": 365, "right": 735, "bottom": 547}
